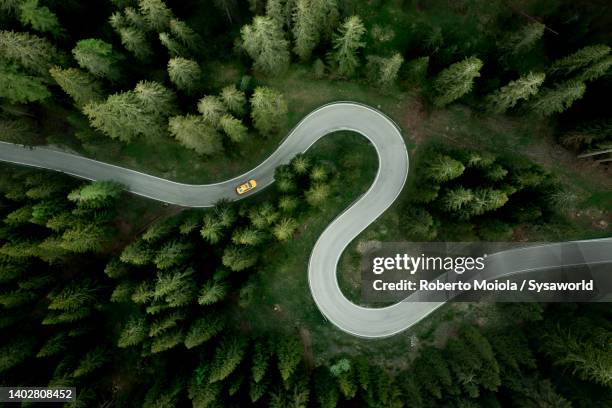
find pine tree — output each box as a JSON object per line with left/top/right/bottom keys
{"left": 487, "top": 72, "right": 545, "bottom": 113}
{"left": 503, "top": 22, "right": 545, "bottom": 55}
{"left": 0, "top": 336, "right": 37, "bottom": 373}
{"left": 550, "top": 44, "right": 610, "bottom": 76}
{"left": 120, "top": 240, "right": 153, "bottom": 265}
{"left": 250, "top": 86, "right": 288, "bottom": 135}
{"left": 292, "top": 0, "right": 319, "bottom": 61}
{"left": 154, "top": 268, "right": 197, "bottom": 307}
{"left": 150, "top": 328, "right": 183, "bottom": 353}
{"left": 72, "top": 39, "right": 122, "bottom": 81}
{"left": 252, "top": 341, "right": 271, "bottom": 382}
{"left": 118, "top": 27, "right": 152, "bottom": 60}
{"left": 0, "top": 30, "right": 58, "bottom": 76}
{"left": 220, "top": 114, "right": 248, "bottom": 143}
{"left": 72, "top": 348, "right": 108, "bottom": 378}
{"left": 168, "top": 114, "right": 223, "bottom": 155}
{"left": 305, "top": 183, "right": 330, "bottom": 207}
{"left": 278, "top": 195, "right": 299, "bottom": 212}
{"left": 0, "top": 63, "right": 50, "bottom": 103}
{"left": 220, "top": 85, "right": 246, "bottom": 116}
{"left": 248, "top": 202, "right": 279, "bottom": 228}
{"left": 272, "top": 217, "right": 298, "bottom": 241}
{"left": 67, "top": 181, "right": 123, "bottom": 208}
{"left": 232, "top": 227, "right": 265, "bottom": 246}
{"left": 200, "top": 214, "right": 224, "bottom": 244}
{"left": 37, "top": 333, "right": 68, "bottom": 358}
{"left": 222, "top": 246, "right": 258, "bottom": 271}
{"left": 208, "top": 336, "right": 247, "bottom": 383}
{"left": 60, "top": 223, "right": 109, "bottom": 253}
{"left": 426, "top": 155, "right": 465, "bottom": 182}
{"left": 159, "top": 32, "right": 185, "bottom": 57}
{"left": 184, "top": 315, "right": 225, "bottom": 348}
{"left": 433, "top": 57, "right": 483, "bottom": 107}
{"left": 19, "top": 0, "right": 60, "bottom": 34}
{"left": 149, "top": 312, "right": 185, "bottom": 337}
{"left": 441, "top": 187, "right": 474, "bottom": 212}
{"left": 169, "top": 19, "right": 200, "bottom": 51}
{"left": 311, "top": 0, "right": 339, "bottom": 40}
{"left": 530, "top": 80, "right": 586, "bottom": 116}
{"left": 197, "top": 95, "right": 227, "bottom": 127}
{"left": 578, "top": 55, "right": 612, "bottom": 82}
{"left": 241, "top": 16, "right": 290, "bottom": 75}
{"left": 139, "top": 0, "right": 173, "bottom": 31}
{"left": 197, "top": 279, "right": 228, "bottom": 306}
{"left": 276, "top": 335, "right": 303, "bottom": 382}
{"left": 49, "top": 67, "right": 102, "bottom": 107}
{"left": 167, "top": 57, "right": 200, "bottom": 93}
{"left": 366, "top": 52, "right": 404, "bottom": 88}
{"left": 329, "top": 16, "right": 366, "bottom": 76}
{"left": 406, "top": 56, "right": 429, "bottom": 84}
{"left": 266, "top": 0, "right": 286, "bottom": 28}
{"left": 153, "top": 240, "right": 192, "bottom": 269}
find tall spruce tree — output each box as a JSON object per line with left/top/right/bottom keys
{"left": 241, "top": 16, "right": 290, "bottom": 75}
{"left": 329, "top": 16, "right": 366, "bottom": 77}
{"left": 487, "top": 72, "right": 545, "bottom": 113}
{"left": 433, "top": 56, "right": 483, "bottom": 107}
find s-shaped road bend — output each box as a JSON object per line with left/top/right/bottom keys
{"left": 1, "top": 102, "right": 610, "bottom": 339}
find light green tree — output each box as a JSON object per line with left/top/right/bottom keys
{"left": 220, "top": 85, "right": 246, "bottom": 115}
{"left": 250, "top": 86, "right": 288, "bottom": 135}
{"left": 305, "top": 183, "right": 330, "bottom": 207}
{"left": 0, "top": 30, "right": 58, "bottom": 76}
{"left": 118, "top": 27, "right": 152, "bottom": 60}
{"left": 276, "top": 335, "right": 303, "bottom": 382}
{"left": 159, "top": 32, "right": 185, "bottom": 57}
{"left": 530, "top": 80, "right": 586, "bottom": 116}
{"left": 578, "top": 55, "right": 612, "bottom": 82}
{"left": 550, "top": 44, "right": 610, "bottom": 76}
{"left": 72, "top": 348, "right": 108, "bottom": 378}
{"left": 366, "top": 52, "right": 403, "bottom": 88}
{"left": 241, "top": 16, "right": 290, "bottom": 75}
{"left": 433, "top": 56, "right": 483, "bottom": 107}
{"left": 487, "top": 72, "right": 546, "bottom": 113}
{"left": 208, "top": 337, "right": 247, "bottom": 383}
{"left": 169, "top": 19, "right": 200, "bottom": 51}
{"left": 67, "top": 181, "right": 123, "bottom": 208}
{"left": 329, "top": 16, "right": 366, "bottom": 76}
{"left": 198, "top": 280, "right": 228, "bottom": 305}
{"left": 427, "top": 155, "right": 465, "bottom": 182}
{"left": 272, "top": 218, "right": 298, "bottom": 241}
{"left": 200, "top": 214, "right": 224, "bottom": 244}
{"left": 222, "top": 246, "right": 258, "bottom": 271}
{"left": 49, "top": 67, "right": 103, "bottom": 107}
{"left": 168, "top": 115, "right": 223, "bottom": 155}
{"left": 139, "top": 0, "right": 173, "bottom": 31}
{"left": 19, "top": 0, "right": 60, "bottom": 34}
{"left": 167, "top": 57, "right": 200, "bottom": 93}
{"left": 197, "top": 95, "right": 227, "bottom": 126}
{"left": 220, "top": 114, "right": 248, "bottom": 143}
{"left": 72, "top": 39, "right": 122, "bottom": 80}
{"left": 292, "top": 0, "right": 319, "bottom": 61}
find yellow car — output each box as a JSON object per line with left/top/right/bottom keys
{"left": 236, "top": 179, "right": 257, "bottom": 195}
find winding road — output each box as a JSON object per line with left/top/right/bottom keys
{"left": 1, "top": 102, "right": 610, "bottom": 338}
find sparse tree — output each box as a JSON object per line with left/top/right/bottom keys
{"left": 433, "top": 57, "right": 483, "bottom": 107}
{"left": 241, "top": 16, "right": 290, "bottom": 75}
{"left": 487, "top": 72, "right": 545, "bottom": 113}
{"left": 169, "top": 115, "right": 223, "bottom": 155}
{"left": 329, "top": 16, "right": 366, "bottom": 76}
{"left": 222, "top": 246, "right": 258, "bottom": 271}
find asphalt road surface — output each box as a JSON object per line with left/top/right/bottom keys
{"left": 1, "top": 102, "right": 610, "bottom": 338}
